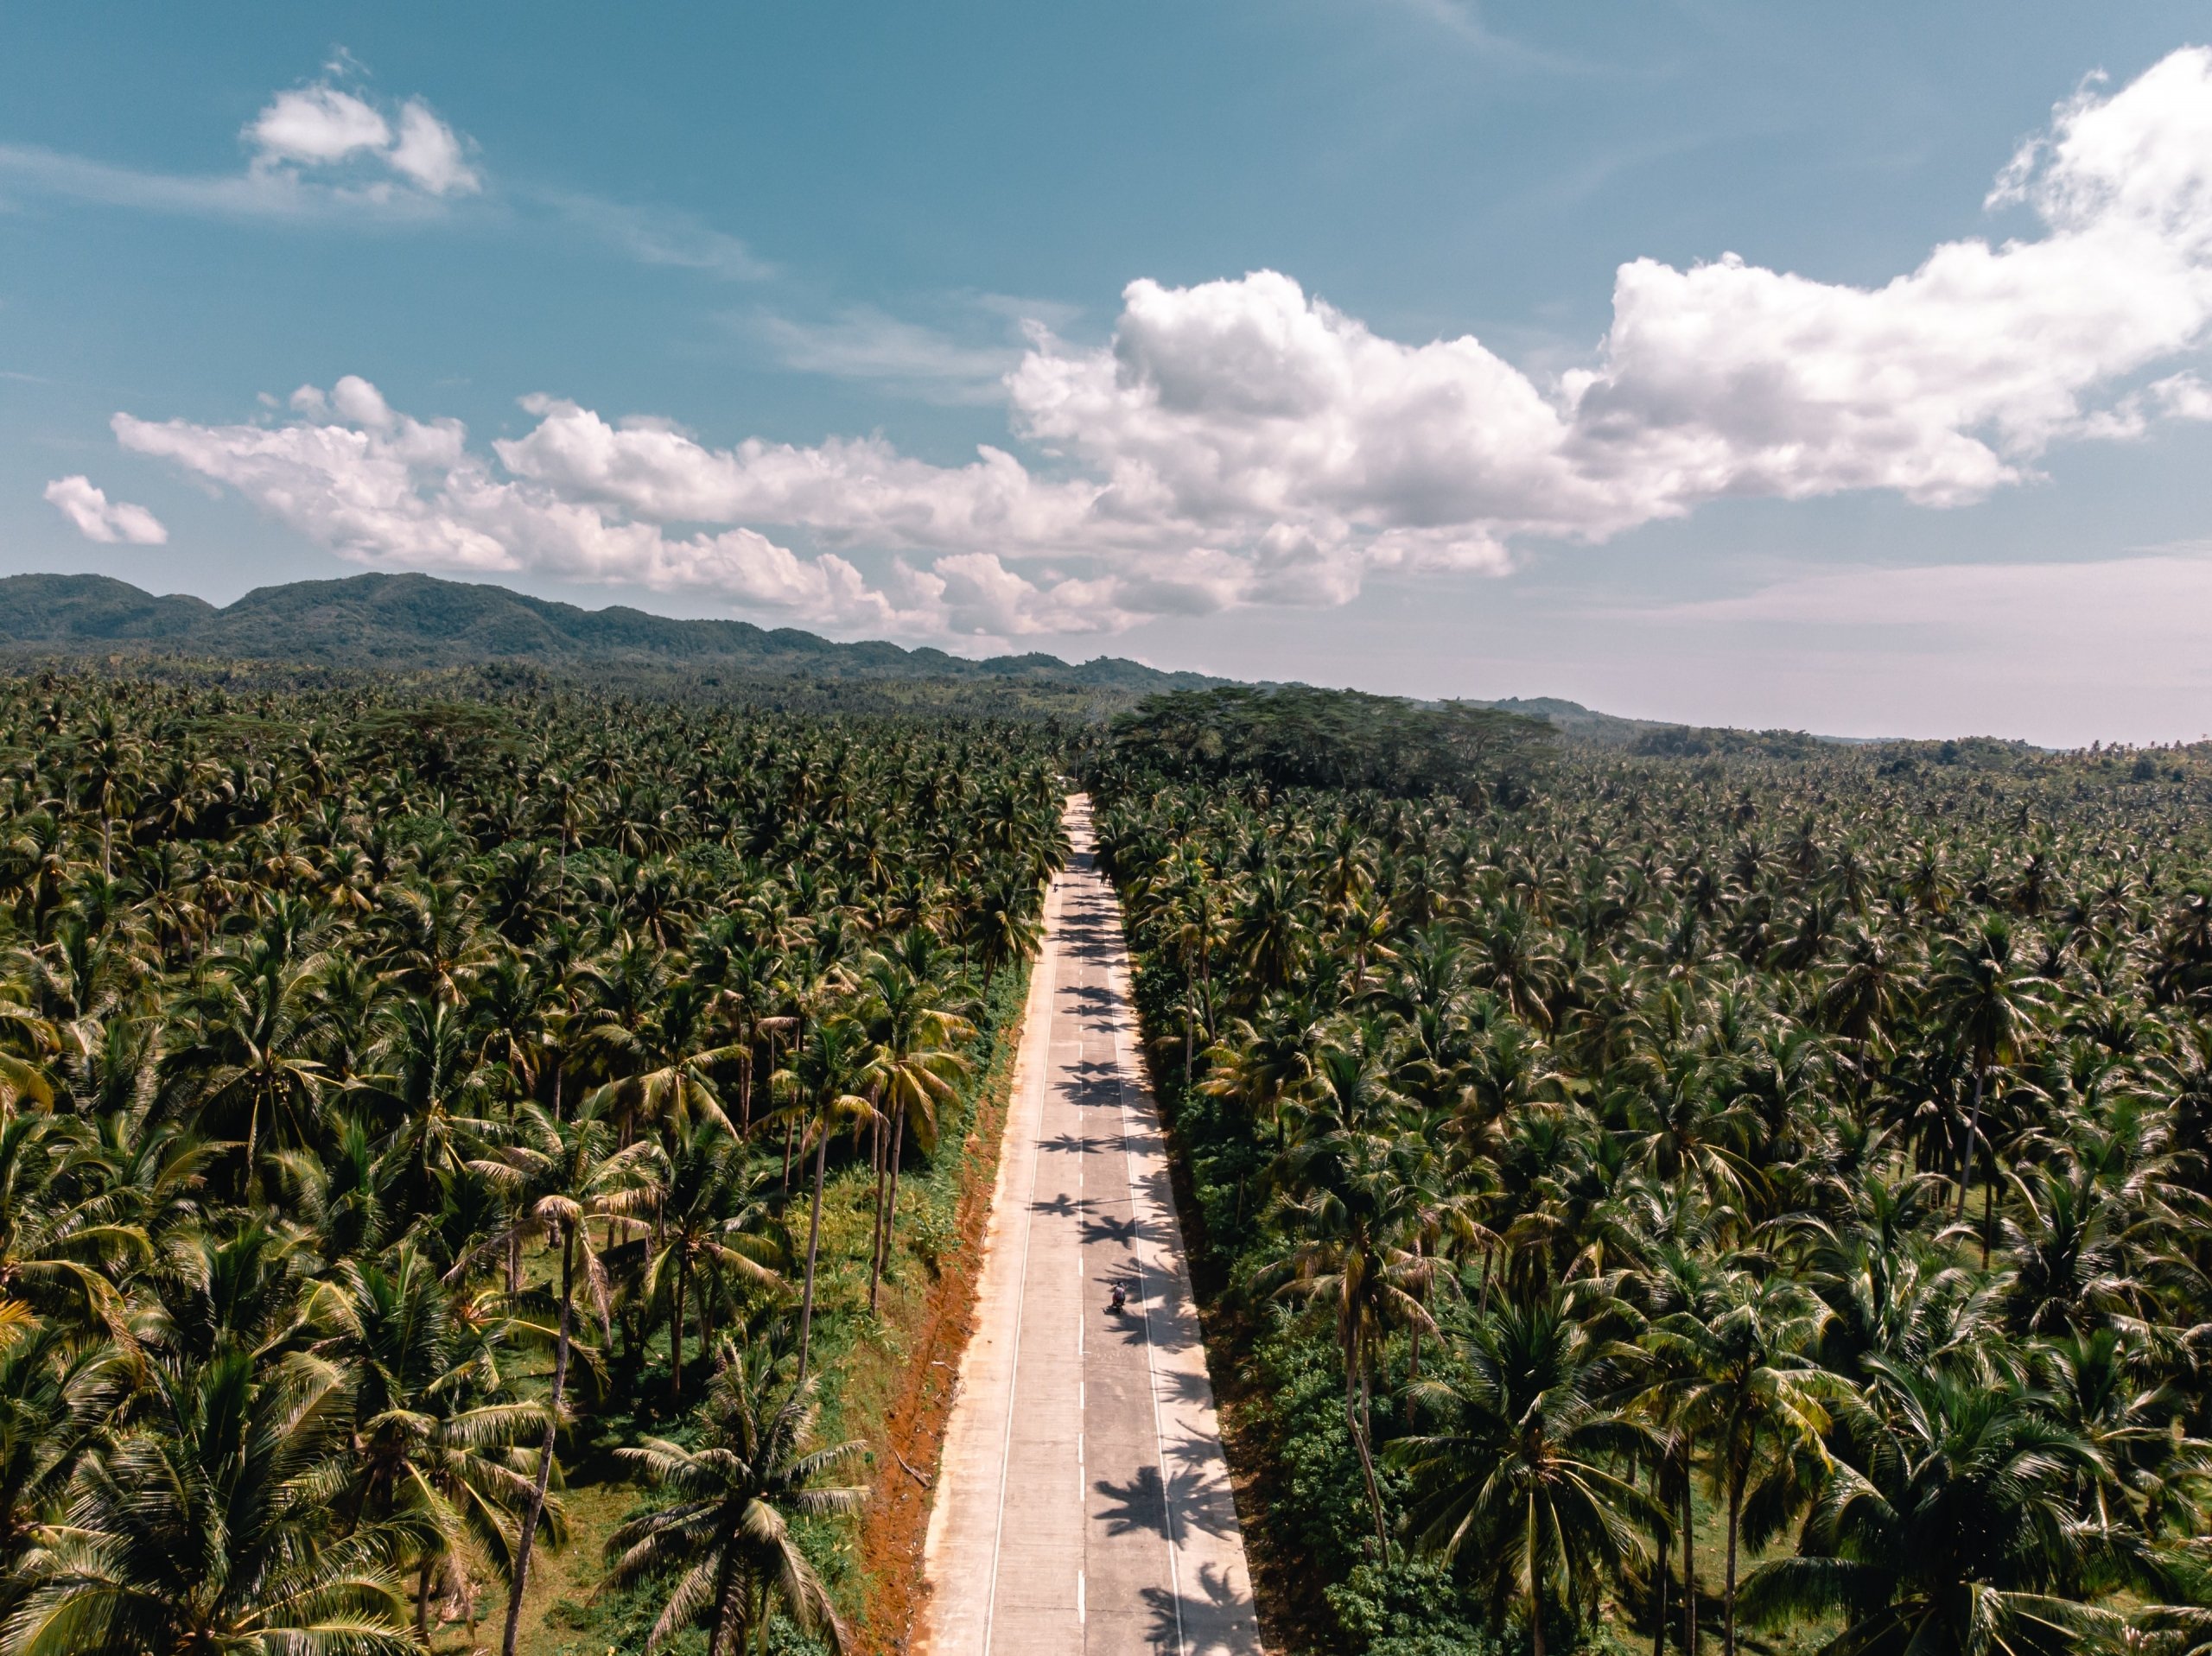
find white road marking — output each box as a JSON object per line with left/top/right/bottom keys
{"left": 981, "top": 882, "right": 1058, "bottom": 1656}
{"left": 1110, "top": 998, "right": 1190, "bottom": 1656}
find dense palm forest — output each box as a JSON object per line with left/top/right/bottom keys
{"left": 1090, "top": 694, "right": 2212, "bottom": 1656}
{"left": 0, "top": 670, "right": 1067, "bottom": 1655}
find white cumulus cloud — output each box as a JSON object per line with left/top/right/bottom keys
{"left": 246, "top": 78, "right": 480, "bottom": 199}
{"left": 0, "top": 67, "right": 479, "bottom": 219}
{"left": 42, "top": 476, "right": 168, "bottom": 545}
{"left": 248, "top": 86, "right": 393, "bottom": 168}
{"left": 104, "top": 48, "right": 2212, "bottom": 640}
{"left": 385, "top": 101, "right": 477, "bottom": 195}
{"left": 111, "top": 386, "right": 935, "bottom": 632}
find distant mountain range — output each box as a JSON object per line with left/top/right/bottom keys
{"left": 0, "top": 572, "right": 1222, "bottom": 692}
{"left": 0, "top": 571, "right": 1890, "bottom": 747}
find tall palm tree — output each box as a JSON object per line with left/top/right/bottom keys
{"left": 1820, "top": 925, "right": 1916, "bottom": 1108}
{"left": 1738, "top": 1357, "right": 2114, "bottom": 1656}
{"left": 359, "top": 997, "right": 498, "bottom": 1202}
{"left": 965, "top": 879, "right": 1042, "bottom": 985}
{"left": 0, "top": 1311, "right": 120, "bottom": 1617}
{"left": 852, "top": 952, "right": 971, "bottom": 1311}
{"left": 1229, "top": 863, "right": 1307, "bottom": 1001}
{"left": 1265, "top": 1124, "right": 1444, "bottom": 1550}
{"left": 640, "top": 1122, "right": 785, "bottom": 1404}
{"left": 468, "top": 1101, "right": 664, "bottom": 1656}
{"left": 1393, "top": 1286, "right": 1661, "bottom": 1656}
{"left": 1929, "top": 919, "right": 2050, "bottom": 1220}
{"left": 1201, "top": 997, "right": 1317, "bottom": 1155}
{"left": 584, "top": 1023, "right": 741, "bottom": 1149}
{"left": 604, "top": 1345, "right": 865, "bottom": 1656}
{"left": 772, "top": 1018, "right": 874, "bottom": 1388}
{"left": 67, "top": 711, "right": 143, "bottom": 884}
{"left": 0, "top": 1114, "right": 146, "bottom": 1344}
{"left": 176, "top": 939, "right": 333, "bottom": 1200}
{"left": 1648, "top": 1270, "right": 1837, "bottom": 1656}
{"left": 311, "top": 1247, "right": 562, "bottom": 1640}
{"left": 3, "top": 1350, "right": 421, "bottom": 1656}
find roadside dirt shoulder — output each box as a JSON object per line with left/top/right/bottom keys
{"left": 853, "top": 955, "right": 1039, "bottom": 1654}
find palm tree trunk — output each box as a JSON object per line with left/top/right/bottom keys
{"left": 1529, "top": 1525, "right": 1546, "bottom": 1656}
{"left": 889, "top": 1105, "right": 907, "bottom": 1234}
{"left": 797, "top": 1124, "right": 829, "bottom": 1388}
{"left": 873, "top": 1107, "right": 906, "bottom": 1313}
{"left": 868, "top": 1107, "right": 888, "bottom": 1311}
{"left": 1654, "top": 1526, "right": 1670, "bottom": 1656}
{"left": 1956, "top": 1063, "right": 1985, "bottom": 1218}
{"left": 503, "top": 1222, "right": 575, "bottom": 1656}
{"left": 1725, "top": 1475, "right": 1741, "bottom": 1656}
{"left": 417, "top": 1556, "right": 434, "bottom": 1640}
{"left": 1198, "top": 923, "right": 1212, "bottom": 1037}
{"left": 1344, "top": 1340, "right": 1387, "bottom": 1552}
{"left": 1980, "top": 1143, "right": 1997, "bottom": 1270}
{"left": 671, "top": 1251, "right": 687, "bottom": 1405}
{"left": 706, "top": 1554, "right": 737, "bottom": 1656}
{"left": 1682, "top": 1443, "right": 1697, "bottom": 1656}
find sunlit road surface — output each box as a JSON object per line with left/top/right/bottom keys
{"left": 922, "top": 796, "right": 1264, "bottom": 1656}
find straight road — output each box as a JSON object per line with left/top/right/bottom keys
{"left": 922, "top": 796, "right": 1263, "bottom": 1656}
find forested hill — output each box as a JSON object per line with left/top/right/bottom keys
{"left": 0, "top": 572, "right": 1999, "bottom": 750}
{"left": 0, "top": 571, "right": 1221, "bottom": 690}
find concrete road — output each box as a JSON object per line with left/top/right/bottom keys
{"left": 922, "top": 796, "right": 1263, "bottom": 1656}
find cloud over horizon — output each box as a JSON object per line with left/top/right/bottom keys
{"left": 43, "top": 476, "right": 168, "bottom": 545}
{"left": 103, "top": 48, "right": 2212, "bottom": 640}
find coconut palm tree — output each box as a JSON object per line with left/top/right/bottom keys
{"left": 1393, "top": 1285, "right": 1662, "bottom": 1656}
{"left": 359, "top": 997, "right": 499, "bottom": 1203}
{"left": 1738, "top": 1356, "right": 2116, "bottom": 1656}
{"left": 468, "top": 1101, "right": 664, "bottom": 1656}
{"left": 0, "top": 1311, "right": 119, "bottom": 1616}
{"left": 310, "top": 1247, "right": 562, "bottom": 1640}
{"left": 604, "top": 1344, "right": 865, "bottom": 1656}
{"left": 851, "top": 951, "right": 971, "bottom": 1311}
{"left": 1929, "top": 918, "right": 2050, "bottom": 1220}
{"left": 174, "top": 938, "right": 333, "bottom": 1200}
{"left": 640, "top": 1122, "right": 785, "bottom": 1404}
{"left": 771, "top": 1018, "right": 874, "bottom": 1388}
{"left": 3, "top": 1349, "right": 421, "bottom": 1656}
{"left": 1264, "top": 1122, "right": 1445, "bottom": 1551}
{"left": 0, "top": 1114, "right": 146, "bottom": 1344}
{"left": 67, "top": 712, "right": 142, "bottom": 884}
{"left": 1648, "top": 1270, "right": 1839, "bottom": 1656}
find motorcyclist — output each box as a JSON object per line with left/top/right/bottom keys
{"left": 1109, "top": 1283, "right": 1128, "bottom": 1315}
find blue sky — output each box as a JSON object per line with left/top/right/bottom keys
{"left": 5, "top": 3, "right": 2212, "bottom": 744}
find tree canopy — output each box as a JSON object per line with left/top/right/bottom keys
{"left": 1090, "top": 720, "right": 2212, "bottom": 1656}
{"left": 0, "top": 668, "right": 1065, "bottom": 1654}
